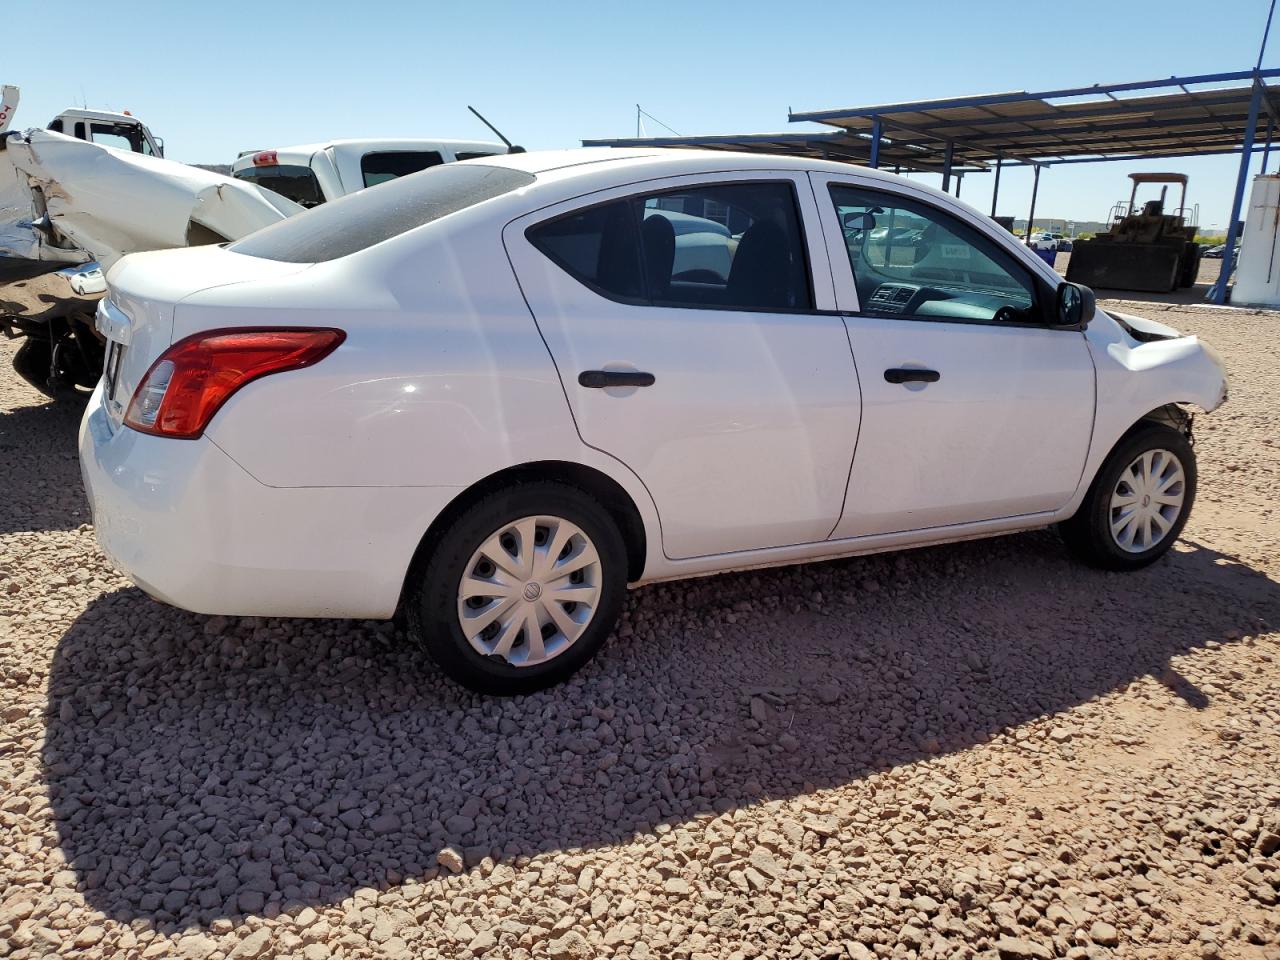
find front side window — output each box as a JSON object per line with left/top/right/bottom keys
{"left": 360, "top": 151, "right": 444, "bottom": 188}
{"left": 527, "top": 181, "right": 813, "bottom": 312}
{"left": 830, "top": 184, "right": 1036, "bottom": 323}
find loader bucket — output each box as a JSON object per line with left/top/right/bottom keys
{"left": 1065, "top": 240, "right": 1181, "bottom": 293}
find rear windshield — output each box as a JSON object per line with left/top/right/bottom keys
{"left": 234, "top": 165, "right": 326, "bottom": 208}
{"left": 229, "top": 163, "right": 534, "bottom": 263}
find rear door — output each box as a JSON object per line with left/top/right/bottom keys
{"left": 810, "top": 173, "right": 1096, "bottom": 538}
{"left": 505, "top": 172, "right": 861, "bottom": 560}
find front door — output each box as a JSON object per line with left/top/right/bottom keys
{"left": 810, "top": 173, "right": 1096, "bottom": 539}
{"left": 505, "top": 173, "right": 861, "bottom": 559}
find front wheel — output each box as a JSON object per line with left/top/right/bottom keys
{"left": 405, "top": 482, "right": 628, "bottom": 695}
{"left": 1058, "top": 423, "right": 1196, "bottom": 570}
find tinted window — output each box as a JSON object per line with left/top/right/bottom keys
{"left": 527, "top": 181, "right": 812, "bottom": 311}
{"left": 230, "top": 163, "right": 534, "bottom": 263}
{"left": 361, "top": 150, "right": 444, "bottom": 188}
{"left": 830, "top": 185, "right": 1036, "bottom": 323}
{"left": 527, "top": 202, "right": 645, "bottom": 300}
{"left": 455, "top": 151, "right": 502, "bottom": 162}
{"left": 90, "top": 122, "right": 146, "bottom": 154}
{"left": 234, "top": 165, "right": 326, "bottom": 208}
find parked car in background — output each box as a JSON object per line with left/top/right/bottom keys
{"left": 1201, "top": 243, "right": 1235, "bottom": 259}
{"left": 1028, "top": 232, "right": 1068, "bottom": 252}
{"left": 230, "top": 138, "right": 507, "bottom": 207}
{"left": 80, "top": 149, "right": 1227, "bottom": 695}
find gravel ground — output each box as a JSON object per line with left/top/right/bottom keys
{"left": 1, "top": 301, "right": 1279, "bottom": 960}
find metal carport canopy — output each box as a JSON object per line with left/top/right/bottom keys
{"left": 787, "top": 68, "right": 1280, "bottom": 167}
{"left": 583, "top": 68, "right": 1280, "bottom": 304}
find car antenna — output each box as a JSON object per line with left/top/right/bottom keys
{"left": 467, "top": 105, "right": 525, "bottom": 154}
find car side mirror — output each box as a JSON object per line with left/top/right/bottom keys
{"left": 842, "top": 211, "right": 875, "bottom": 231}
{"left": 1055, "top": 281, "right": 1095, "bottom": 328}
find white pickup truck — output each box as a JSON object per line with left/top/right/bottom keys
{"left": 229, "top": 138, "right": 507, "bottom": 206}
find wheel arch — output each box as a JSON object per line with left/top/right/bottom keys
{"left": 398, "top": 459, "right": 649, "bottom": 615}
{"left": 1123, "top": 401, "right": 1195, "bottom": 441}
{"left": 1068, "top": 400, "right": 1198, "bottom": 518}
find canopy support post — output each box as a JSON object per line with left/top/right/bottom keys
{"left": 990, "top": 155, "right": 1003, "bottom": 217}
{"left": 1211, "top": 78, "right": 1263, "bottom": 304}
{"left": 1027, "top": 164, "right": 1042, "bottom": 244}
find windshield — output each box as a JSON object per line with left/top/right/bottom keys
{"left": 234, "top": 165, "right": 326, "bottom": 208}
{"left": 89, "top": 121, "right": 150, "bottom": 154}
{"left": 229, "top": 163, "right": 534, "bottom": 263}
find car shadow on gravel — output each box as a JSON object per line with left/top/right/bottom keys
{"left": 0, "top": 396, "right": 90, "bottom": 535}
{"left": 41, "top": 532, "right": 1280, "bottom": 931}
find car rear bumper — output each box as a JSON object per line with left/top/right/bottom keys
{"left": 78, "top": 384, "right": 459, "bottom": 619}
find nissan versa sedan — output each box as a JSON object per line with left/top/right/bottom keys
{"left": 79, "top": 149, "right": 1229, "bottom": 694}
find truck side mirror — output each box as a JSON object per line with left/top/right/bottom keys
{"left": 1056, "top": 281, "right": 1095, "bottom": 328}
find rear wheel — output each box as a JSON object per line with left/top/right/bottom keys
{"left": 1059, "top": 423, "right": 1196, "bottom": 570}
{"left": 406, "top": 482, "right": 627, "bottom": 694}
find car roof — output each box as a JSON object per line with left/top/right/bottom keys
{"left": 478, "top": 147, "right": 978, "bottom": 208}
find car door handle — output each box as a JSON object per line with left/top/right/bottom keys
{"left": 884, "top": 367, "right": 940, "bottom": 385}
{"left": 578, "top": 370, "right": 656, "bottom": 389}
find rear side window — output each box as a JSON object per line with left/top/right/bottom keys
{"left": 360, "top": 150, "right": 444, "bottom": 187}
{"left": 234, "top": 165, "right": 326, "bottom": 208}
{"left": 230, "top": 163, "right": 534, "bottom": 263}
{"left": 527, "top": 203, "right": 645, "bottom": 301}
{"left": 455, "top": 151, "right": 502, "bottom": 162}
{"left": 527, "top": 181, "right": 812, "bottom": 312}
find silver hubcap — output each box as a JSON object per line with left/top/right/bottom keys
{"left": 1109, "top": 449, "right": 1186, "bottom": 553}
{"left": 457, "top": 515, "right": 602, "bottom": 667}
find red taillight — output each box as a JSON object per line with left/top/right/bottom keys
{"left": 252, "top": 150, "right": 278, "bottom": 166}
{"left": 124, "top": 328, "right": 345, "bottom": 439}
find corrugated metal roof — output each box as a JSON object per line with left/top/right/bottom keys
{"left": 792, "top": 85, "right": 1278, "bottom": 164}
{"left": 583, "top": 69, "right": 1280, "bottom": 172}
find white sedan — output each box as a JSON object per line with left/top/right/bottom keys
{"left": 79, "top": 149, "right": 1228, "bottom": 694}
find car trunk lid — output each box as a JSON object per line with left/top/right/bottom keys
{"left": 98, "top": 245, "right": 312, "bottom": 428}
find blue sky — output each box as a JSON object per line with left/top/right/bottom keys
{"left": 6, "top": 0, "right": 1274, "bottom": 231}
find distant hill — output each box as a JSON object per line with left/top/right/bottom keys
{"left": 190, "top": 163, "right": 232, "bottom": 176}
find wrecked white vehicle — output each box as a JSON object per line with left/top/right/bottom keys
{"left": 0, "top": 129, "right": 297, "bottom": 395}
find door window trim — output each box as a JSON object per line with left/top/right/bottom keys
{"left": 523, "top": 177, "right": 822, "bottom": 316}
{"left": 822, "top": 180, "right": 1063, "bottom": 330}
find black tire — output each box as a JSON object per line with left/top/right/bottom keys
{"left": 405, "top": 481, "right": 628, "bottom": 695}
{"left": 1058, "top": 423, "right": 1196, "bottom": 570}
{"left": 12, "top": 338, "right": 57, "bottom": 398}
